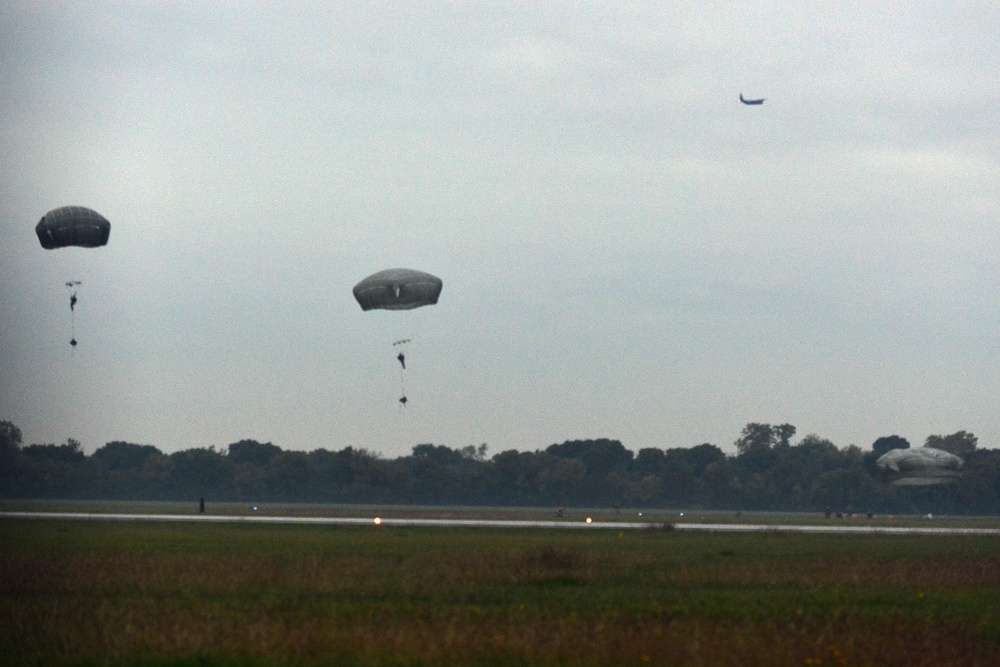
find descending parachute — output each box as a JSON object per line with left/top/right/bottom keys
{"left": 739, "top": 93, "right": 765, "bottom": 105}
{"left": 36, "top": 206, "right": 111, "bottom": 249}
{"left": 36, "top": 206, "right": 111, "bottom": 349}
{"left": 354, "top": 269, "right": 442, "bottom": 407}
{"left": 875, "top": 447, "right": 963, "bottom": 486}
{"left": 353, "top": 268, "right": 442, "bottom": 311}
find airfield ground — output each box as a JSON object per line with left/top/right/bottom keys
{"left": 1, "top": 503, "right": 998, "bottom": 666}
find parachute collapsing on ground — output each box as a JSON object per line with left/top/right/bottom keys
{"left": 353, "top": 269, "right": 442, "bottom": 407}
{"left": 35, "top": 206, "right": 111, "bottom": 349}
{"left": 875, "top": 447, "right": 964, "bottom": 486}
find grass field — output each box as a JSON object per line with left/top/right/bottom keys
{"left": 2, "top": 509, "right": 999, "bottom": 666}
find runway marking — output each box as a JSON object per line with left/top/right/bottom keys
{"left": 2, "top": 512, "right": 999, "bottom": 536}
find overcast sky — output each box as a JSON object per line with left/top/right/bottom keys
{"left": 2, "top": 2, "right": 998, "bottom": 458}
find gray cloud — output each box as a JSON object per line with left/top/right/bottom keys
{"left": 2, "top": 2, "right": 998, "bottom": 457}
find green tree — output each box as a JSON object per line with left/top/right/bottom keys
{"left": 809, "top": 469, "right": 877, "bottom": 512}
{"left": 683, "top": 444, "right": 726, "bottom": 475}
{"left": 308, "top": 448, "right": 356, "bottom": 500}
{"left": 89, "top": 441, "right": 164, "bottom": 499}
{"left": 21, "top": 439, "right": 85, "bottom": 464}
{"left": 411, "top": 444, "right": 464, "bottom": 466}
{"left": 0, "top": 421, "right": 23, "bottom": 495}
{"left": 774, "top": 424, "right": 797, "bottom": 449}
{"left": 545, "top": 439, "right": 633, "bottom": 477}
{"left": 17, "top": 439, "right": 86, "bottom": 497}
{"left": 489, "top": 450, "right": 548, "bottom": 505}
{"left": 460, "top": 443, "right": 489, "bottom": 461}
{"left": 0, "top": 421, "right": 22, "bottom": 454}
{"left": 658, "top": 456, "right": 695, "bottom": 507}
{"left": 537, "top": 458, "right": 587, "bottom": 504}
{"left": 228, "top": 439, "right": 283, "bottom": 467}
{"left": 266, "top": 451, "right": 315, "bottom": 501}
{"left": 630, "top": 474, "right": 663, "bottom": 505}
{"left": 925, "top": 431, "right": 977, "bottom": 458}
{"left": 957, "top": 449, "right": 1000, "bottom": 514}
{"left": 92, "top": 441, "right": 162, "bottom": 471}
{"left": 344, "top": 448, "right": 389, "bottom": 501}
{"left": 658, "top": 445, "right": 724, "bottom": 507}
{"left": 735, "top": 423, "right": 776, "bottom": 455}
{"left": 633, "top": 448, "right": 665, "bottom": 478}
{"left": 137, "top": 455, "right": 175, "bottom": 500}
{"left": 697, "top": 460, "right": 741, "bottom": 508}
{"left": 872, "top": 435, "right": 910, "bottom": 458}
{"left": 169, "top": 447, "right": 232, "bottom": 499}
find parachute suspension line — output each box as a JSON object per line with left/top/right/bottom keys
{"left": 66, "top": 281, "right": 81, "bottom": 351}
{"left": 393, "top": 338, "right": 410, "bottom": 408}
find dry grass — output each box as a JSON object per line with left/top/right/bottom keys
{"left": 1, "top": 519, "right": 999, "bottom": 666}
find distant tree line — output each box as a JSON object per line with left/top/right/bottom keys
{"left": 2, "top": 420, "right": 998, "bottom": 515}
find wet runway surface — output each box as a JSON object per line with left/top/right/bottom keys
{"left": 3, "top": 512, "right": 999, "bottom": 536}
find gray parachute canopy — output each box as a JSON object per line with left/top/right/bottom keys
{"left": 353, "top": 268, "right": 443, "bottom": 311}
{"left": 875, "top": 447, "right": 964, "bottom": 486}
{"left": 36, "top": 206, "right": 111, "bottom": 249}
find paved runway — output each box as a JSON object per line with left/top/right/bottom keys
{"left": 3, "top": 511, "right": 999, "bottom": 536}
